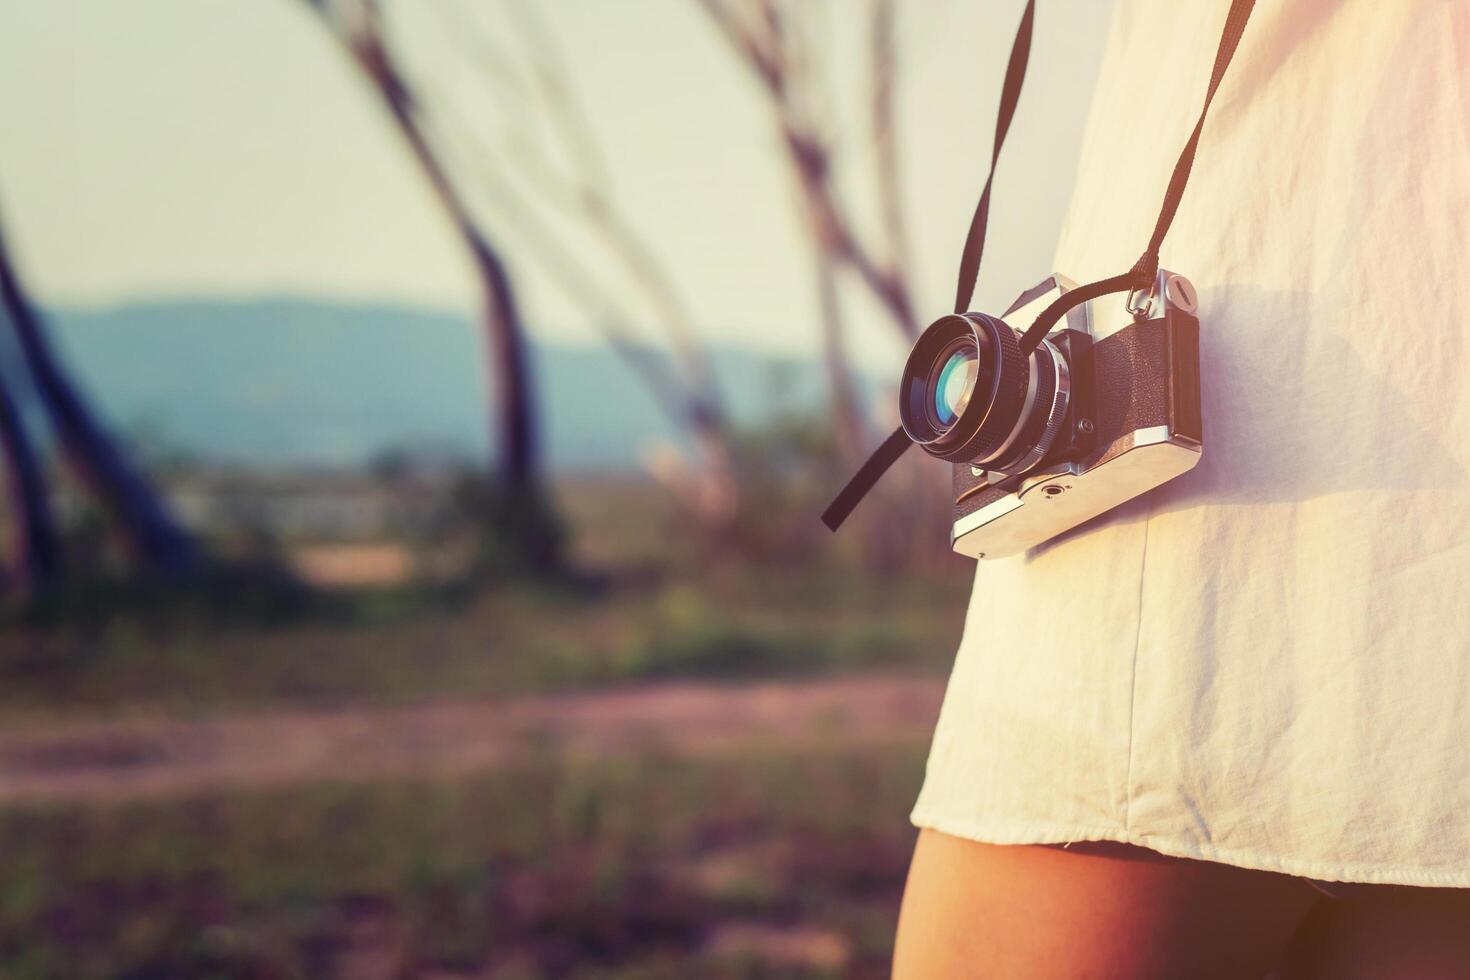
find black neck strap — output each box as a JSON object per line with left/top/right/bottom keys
{"left": 1017, "top": 0, "right": 1256, "bottom": 355}
{"left": 823, "top": 0, "right": 1257, "bottom": 533}
{"left": 953, "top": 0, "right": 1036, "bottom": 317}
{"left": 821, "top": 0, "right": 1035, "bottom": 533}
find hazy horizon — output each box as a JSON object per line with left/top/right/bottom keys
{"left": 0, "top": 0, "right": 1115, "bottom": 372}
{"left": 47, "top": 294, "right": 878, "bottom": 471}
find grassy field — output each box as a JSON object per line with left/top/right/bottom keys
{"left": 0, "top": 742, "right": 929, "bottom": 979}
{"left": 0, "top": 477, "right": 969, "bottom": 977}
{"left": 0, "top": 567, "right": 964, "bottom": 718}
{"left": 0, "top": 479, "right": 971, "bottom": 719}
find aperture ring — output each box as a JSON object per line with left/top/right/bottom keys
{"left": 989, "top": 338, "right": 1070, "bottom": 476}
{"left": 980, "top": 343, "right": 1041, "bottom": 466}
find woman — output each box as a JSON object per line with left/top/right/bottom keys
{"left": 893, "top": 1, "right": 1470, "bottom": 976}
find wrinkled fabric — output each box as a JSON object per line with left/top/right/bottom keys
{"left": 912, "top": 0, "right": 1470, "bottom": 885}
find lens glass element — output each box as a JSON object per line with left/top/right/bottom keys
{"left": 933, "top": 347, "right": 979, "bottom": 427}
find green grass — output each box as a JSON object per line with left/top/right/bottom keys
{"left": 0, "top": 563, "right": 965, "bottom": 720}
{"left": 0, "top": 740, "right": 928, "bottom": 980}
{"left": 0, "top": 475, "right": 961, "bottom": 977}
{"left": 0, "top": 478, "right": 970, "bottom": 720}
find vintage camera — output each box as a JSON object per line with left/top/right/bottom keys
{"left": 897, "top": 268, "right": 1203, "bottom": 559}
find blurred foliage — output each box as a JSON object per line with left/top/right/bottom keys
{"left": 0, "top": 420, "right": 971, "bottom": 978}
{"left": 0, "top": 530, "right": 965, "bottom": 718}
{"left": 0, "top": 456, "right": 969, "bottom": 718}
{"left": 719, "top": 409, "right": 845, "bottom": 564}
{"left": 446, "top": 476, "right": 567, "bottom": 581}
{"left": 0, "top": 742, "right": 925, "bottom": 979}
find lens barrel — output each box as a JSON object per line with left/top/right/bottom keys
{"left": 898, "top": 312, "right": 1068, "bottom": 473}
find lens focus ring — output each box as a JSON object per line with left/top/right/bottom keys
{"left": 989, "top": 339, "right": 1068, "bottom": 476}
{"left": 898, "top": 312, "right": 1032, "bottom": 462}
{"left": 954, "top": 314, "right": 1028, "bottom": 463}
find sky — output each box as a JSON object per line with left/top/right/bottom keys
{"left": 0, "top": 0, "right": 1115, "bottom": 371}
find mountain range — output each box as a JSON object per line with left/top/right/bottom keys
{"left": 40, "top": 298, "right": 869, "bottom": 472}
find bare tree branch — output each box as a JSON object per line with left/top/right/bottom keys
{"left": 0, "top": 360, "right": 61, "bottom": 594}
{"left": 427, "top": 90, "right": 707, "bottom": 440}
{"left": 698, "top": 0, "right": 919, "bottom": 341}
{"left": 0, "top": 207, "right": 198, "bottom": 576}
{"left": 420, "top": 0, "right": 740, "bottom": 522}
{"left": 870, "top": 0, "right": 910, "bottom": 281}
{"left": 455, "top": 0, "right": 725, "bottom": 431}
{"left": 498, "top": 0, "right": 613, "bottom": 191}
{"left": 307, "top": 0, "right": 544, "bottom": 499}
{"left": 812, "top": 251, "right": 867, "bottom": 466}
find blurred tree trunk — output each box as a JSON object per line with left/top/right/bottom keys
{"left": 870, "top": 0, "right": 911, "bottom": 302}
{"left": 0, "top": 367, "right": 60, "bottom": 594}
{"left": 435, "top": 0, "right": 741, "bottom": 525}
{"left": 697, "top": 0, "right": 921, "bottom": 344}
{"left": 696, "top": 0, "right": 922, "bottom": 444}
{"left": 702, "top": 0, "right": 958, "bottom": 569}
{"left": 0, "top": 215, "right": 198, "bottom": 577}
{"left": 812, "top": 251, "right": 866, "bottom": 466}
{"left": 309, "top": 1, "right": 541, "bottom": 495}
{"left": 464, "top": 232, "right": 536, "bottom": 489}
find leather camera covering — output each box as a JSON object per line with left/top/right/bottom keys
{"left": 951, "top": 307, "right": 1201, "bottom": 525}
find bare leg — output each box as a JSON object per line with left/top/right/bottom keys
{"left": 1277, "top": 884, "right": 1470, "bottom": 979}
{"left": 893, "top": 829, "right": 1320, "bottom": 979}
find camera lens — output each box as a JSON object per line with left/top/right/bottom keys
{"left": 932, "top": 343, "right": 979, "bottom": 427}
{"left": 898, "top": 312, "right": 1068, "bottom": 472}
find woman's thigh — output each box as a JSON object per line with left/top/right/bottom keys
{"left": 1276, "top": 884, "right": 1470, "bottom": 980}
{"left": 893, "top": 829, "right": 1320, "bottom": 980}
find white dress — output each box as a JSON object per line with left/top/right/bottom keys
{"left": 911, "top": 0, "right": 1470, "bottom": 886}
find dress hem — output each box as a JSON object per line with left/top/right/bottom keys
{"left": 909, "top": 806, "right": 1470, "bottom": 889}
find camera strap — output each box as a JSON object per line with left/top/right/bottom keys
{"left": 821, "top": 0, "right": 1035, "bottom": 534}
{"left": 1016, "top": 0, "right": 1256, "bottom": 355}
{"left": 822, "top": 0, "right": 1257, "bottom": 532}
{"left": 952, "top": 0, "right": 1036, "bottom": 318}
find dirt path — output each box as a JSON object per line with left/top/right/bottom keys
{"left": 0, "top": 674, "right": 945, "bottom": 805}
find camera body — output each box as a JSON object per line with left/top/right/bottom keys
{"left": 949, "top": 268, "right": 1203, "bottom": 559}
